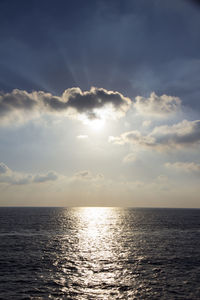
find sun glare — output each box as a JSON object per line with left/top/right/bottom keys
{"left": 80, "top": 116, "right": 105, "bottom": 131}
{"left": 78, "top": 106, "right": 116, "bottom": 131}
{"left": 89, "top": 119, "right": 105, "bottom": 131}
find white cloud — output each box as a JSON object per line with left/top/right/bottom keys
{"left": 134, "top": 92, "right": 181, "bottom": 116}
{"left": 109, "top": 119, "right": 200, "bottom": 151}
{"left": 109, "top": 130, "right": 155, "bottom": 146}
{"left": 151, "top": 119, "right": 200, "bottom": 149}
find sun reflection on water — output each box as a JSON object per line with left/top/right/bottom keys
{"left": 77, "top": 207, "right": 118, "bottom": 258}
{"left": 56, "top": 207, "right": 136, "bottom": 298}
{"left": 74, "top": 207, "right": 120, "bottom": 290}
{"left": 52, "top": 207, "right": 153, "bottom": 298}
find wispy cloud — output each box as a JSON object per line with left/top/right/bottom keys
{"left": 123, "top": 153, "right": 137, "bottom": 163}
{"left": 165, "top": 161, "right": 200, "bottom": 173}
{"left": 74, "top": 170, "right": 104, "bottom": 181}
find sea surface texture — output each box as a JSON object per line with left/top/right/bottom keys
{"left": 0, "top": 207, "right": 199, "bottom": 299}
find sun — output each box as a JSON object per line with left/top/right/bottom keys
{"left": 89, "top": 119, "right": 105, "bottom": 131}
{"left": 80, "top": 116, "right": 105, "bottom": 131}
{"left": 78, "top": 109, "right": 109, "bottom": 131}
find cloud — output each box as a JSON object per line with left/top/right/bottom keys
{"left": 0, "top": 87, "right": 131, "bottom": 124}
{"left": 123, "top": 153, "right": 137, "bottom": 163}
{"left": 0, "top": 90, "right": 37, "bottom": 117}
{"left": 33, "top": 171, "right": 58, "bottom": 183}
{"left": 142, "top": 120, "right": 152, "bottom": 127}
{"left": 109, "top": 119, "right": 200, "bottom": 151}
{"left": 165, "top": 162, "right": 200, "bottom": 173}
{"left": 134, "top": 92, "right": 181, "bottom": 116}
{"left": 74, "top": 170, "right": 104, "bottom": 181}
{"left": 0, "top": 162, "right": 10, "bottom": 174}
{"left": 109, "top": 130, "right": 155, "bottom": 146}
{"left": 0, "top": 163, "right": 58, "bottom": 185}
{"left": 74, "top": 170, "right": 92, "bottom": 180}
{"left": 151, "top": 120, "right": 200, "bottom": 149}
{"left": 61, "top": 87, "right": 131, "bottom": 117}
{"left": 0, "top": 172, "right": 31, "bottom": 185}
{"left": 77, "top": 135, "right": 88, "bottom": 139}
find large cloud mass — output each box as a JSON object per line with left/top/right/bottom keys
{"left": 0, "top": 163, "right": 104, "bottom": 186}
{"left": 0, "top": 87, "right": 131, "bottom": 124}
{"left": 109, "top": 120, "right": 200, "bottom": 151}
{"left": 134, "top": 92, "right": 181, "bottom": 116}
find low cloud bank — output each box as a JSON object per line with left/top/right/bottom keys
{"left": 0, "top": 163, "right": 58, "bottom": 185}
{"left": 0, "top": 164, "right": 104, "bottom": 186}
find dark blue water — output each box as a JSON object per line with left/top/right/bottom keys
{"left": 0, "top": 207, "right": 199, "bottom": 299}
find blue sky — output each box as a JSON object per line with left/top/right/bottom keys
{"left": 0, "top": 0, "right": 200, "bottom": 207}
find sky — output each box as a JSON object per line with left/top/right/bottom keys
{"left": 0, "top": 0, "right": 200, "bottom": 207}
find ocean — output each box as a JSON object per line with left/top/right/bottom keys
{"left": 0, "top": 207, "right": 199, "bottom": 299}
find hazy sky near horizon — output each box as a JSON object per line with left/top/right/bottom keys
{"left": 0, "top": 0, "right": 200, "bottom": 207}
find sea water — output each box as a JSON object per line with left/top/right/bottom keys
{"left": 0, "top": 207, "right": 199, "bottom": 299}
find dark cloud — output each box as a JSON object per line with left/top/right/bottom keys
{"left": 110, "top": 120, "right": 200, "bottom": 151}
{"left": 62, "top": 87, "right": 131, "bottom": 115}
{"left": 44, "top": 87, "right": 131, "bottom": 118}
{"left": 0, "top": 87, "right": 131, "bottom": 123}
{"left": 0, "top": 90, "right": 37, "bottom": 118}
